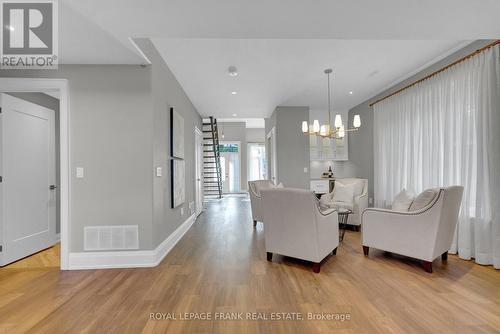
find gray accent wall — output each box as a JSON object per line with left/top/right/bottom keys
{"left": 133, "top": 38, "right": 203, "bottom": 249}
{"left": 265, "top": 106, "right": 310, "bottom": 189}
{"left": 347, "top": 40, "right": 494, "bottom": 205}
{"left": 1, "top": 40, "right": 203, "bottom": 252}
{"left": 6, "top": 93, "right": 61, "bottom": 234}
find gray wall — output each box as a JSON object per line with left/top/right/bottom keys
{"left": 1, "top": 65, "right": 153, "bottom": 251}
{"left": 347, "top": 40, "right": 494, "bottom": 205}
{"left": 6, "top": 93, "right": 61, "bottom": 234}
{"left": 217, "top": 122, "right": 247, "bottom": 191}
{"left": 134, "top": 38, "right": 202, "bottom": 249}
{"left": 1, "top": 40, "right": 203, "bottom": 252}
{"left": 265, "top": 106, "right": 310, "bottom": 189}
{"left": 246, "top": 128, "right": 265, "bottom": 143}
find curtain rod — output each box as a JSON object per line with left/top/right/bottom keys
{"left": 369, "top": 40, "right": 500, "bottom": 107}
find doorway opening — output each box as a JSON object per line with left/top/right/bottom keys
{"left": 0, "top": 92, "right": 60, "bottom": 269}
{"left": 219, "top": 142, "right": 241, "bottom": 193}
{"left": 247, "top": 143, "right": 266, "bottom": 181}
{"left": 266, "top": 127, "right": 277, "bottom": 184}
{"left": 0, "top": 78, "right": 69, "bottom": 270}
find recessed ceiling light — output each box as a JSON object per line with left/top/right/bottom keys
{"left": 349, "top": 91, "right": 353, "bottom": 95}
{"left": 228, "top": 66, "right": 238, "bottom": 76}
{"left": 231, "top": 91, "right": 237, "bottom": 95}
{"left": 7, "top": 25, "right": 14, "bottom": 31}
{"left": 232, "top": 113, "right": 237, "bottom": 117}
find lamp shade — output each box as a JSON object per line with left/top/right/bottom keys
{"left": 302, "top": 121, "right": 309, "bottom": 133}
{"left": 353, "top": 114, "right": 361, "bottom": 128}
{"left": 312, "top": 120, "right": 320, "bottom": 133}
{"left": 320, "top": 125, "right": 327, "bottom": 136}
{"left": 334, "top": 114, "right": 343, "bottom": 128}
{"left": 338, "top": 125, "right": 345, "bottom": 138}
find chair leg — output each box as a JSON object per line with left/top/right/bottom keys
{"left": 422, "top": 261, "right": 433, "bottom": 273}
{"left": 312, "top": 262, "right": 321, "bottom": 273}
{"left": 441, "top": 252, "right": 448, "bottom": 262}
{"left": 362, "top": 246, "right": 369, "bottom": 256}
{"left": 332, "top": 247, "right": 337, "bottom": 255}
{"left": 253, "top": 220, "right": 257, "bottom": 227}
{"left": 266, "top": 252, "right": 273, "bottom": 262}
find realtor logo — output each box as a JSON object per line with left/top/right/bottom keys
{"left": 1, "top": 0, "right": 58, "bottom": 69}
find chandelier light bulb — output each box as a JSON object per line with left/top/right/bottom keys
{"left": 334, "top": 114, "right": 343, "bottom": 128}
{"left": 302, "top": 121, "right": 309, "bottom": 133}
{"left": 353, "top": 114, "right": 361, "bottom": 128}
{"left": 320, "top": 125, "right": 327, "bottom": 136}
{"left": 338, "top": 124, "right": 345, "bottom": 138}
{"left": 313, "top": 120, "right": 320, "bottom": 133}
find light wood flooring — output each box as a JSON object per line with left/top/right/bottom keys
{"left": 0, "top": 196, "right": 499, "bottom": 333}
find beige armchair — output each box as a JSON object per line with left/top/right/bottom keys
{"left": 362, "top": 186, "right": 463, "bottom": 272}
{"left": 320, "top": 178, "right": 368, "bottom": 229}
{"left": 248, "top": 180, "right": 276, "bottom": 227}
{"left": 261, "top": 188, "right": 339, "bottom": 273}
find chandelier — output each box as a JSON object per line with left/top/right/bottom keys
{"left": 302, "top": 69, "right": 361, "bottom": 138}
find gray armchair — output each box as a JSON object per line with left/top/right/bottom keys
{"left": 248, "top": 180, "right": 276, "bottom": 227}
{"left": 261, "top": 188, "right": 339, "bottom": 273}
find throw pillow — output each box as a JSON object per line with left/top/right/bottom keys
{"left": 332, "top": 182, "right": 355, "bottom": 206}
{"left": 409, "top": 188, "right": 439, "bottom": 211}
{"left": 319, "top": 193, "right": 333, "bottom": 209}
{"left": 392, "top": 189, "right": 414, "bottom": 211}
{"left": 349, "top": 180, "right": 365, "bottom": 197}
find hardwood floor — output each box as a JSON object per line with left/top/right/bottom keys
{"left": 0, "top": 196, "right": 499, "bottom": 333}
{"left": 1, "top": 243, "right": 60, "bottom": 269}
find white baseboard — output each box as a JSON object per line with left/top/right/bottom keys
{"left": 68, "top": 213, "right": 196, "bottom": 270}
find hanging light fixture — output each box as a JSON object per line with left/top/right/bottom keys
{"left": 301, "top": 69, "right": 361, "bottom": 138}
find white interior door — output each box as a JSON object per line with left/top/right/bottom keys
{"left": 0, "top": 94, "right": 56, "bottom": 266}
{"left": 194, "top": 129, "right": 203, "bottom": 216}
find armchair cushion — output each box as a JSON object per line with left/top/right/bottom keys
{"left": 392, "top": 189, "right": 414, "bottom": 211}
{"left": 409, "top": 188, "right": 439, "bottom": 211}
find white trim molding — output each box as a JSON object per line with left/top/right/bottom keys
{"left": 68, "top": 213, "right": 196, "bottom": 270}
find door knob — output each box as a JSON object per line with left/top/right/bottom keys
{"left": 49, "top": 185, "right": 57, "bottom": 190}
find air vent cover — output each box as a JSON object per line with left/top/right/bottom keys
{"left": 84, "top": 225, "right": 139, "bottom": 251}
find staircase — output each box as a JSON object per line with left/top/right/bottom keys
{"left": 202, "top": 117, "right": 223, "bottom": 199}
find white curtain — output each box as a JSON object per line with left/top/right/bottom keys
{"left": 373, "top": 44, "right": 500, "bottom": 268}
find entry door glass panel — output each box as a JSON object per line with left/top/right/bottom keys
{"left": 219, "top": 143, "right": 240, "bottom": 193}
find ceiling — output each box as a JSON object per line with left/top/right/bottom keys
{"left": 218, "top": 118, "right": 266, "bottom": 129}
{"left": 59, "top": 0, "right": 500, "bottom": 64}
{"left": 152, "top": 39, "right": 468, "bottom": 118}
{"left": 55, "top": 1, "right": 500, "bottom": 118}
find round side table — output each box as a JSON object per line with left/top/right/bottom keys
{"left": 337, "top": 209, "right": 352, "bottom": 242}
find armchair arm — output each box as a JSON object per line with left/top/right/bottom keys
{"left": 315, "top": 206, "right": 339, "bottom": 259}
{"left": 362, "top": 206, "right": 441, "bottom": 261}
{"left": 248, "top": 184, "right": 261, "bottom": 199}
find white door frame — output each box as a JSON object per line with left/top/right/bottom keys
{"left": 219, "top": 140, "right": 242, "bottom": 193}
{"left": 266, "top": 127, "right": 277, "bottom": 184}
{"left": 0, "top": 78, "right": 70, "bottom": 270}
{"left": 194, "top": 127, "right": 203, "bottom": 216}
